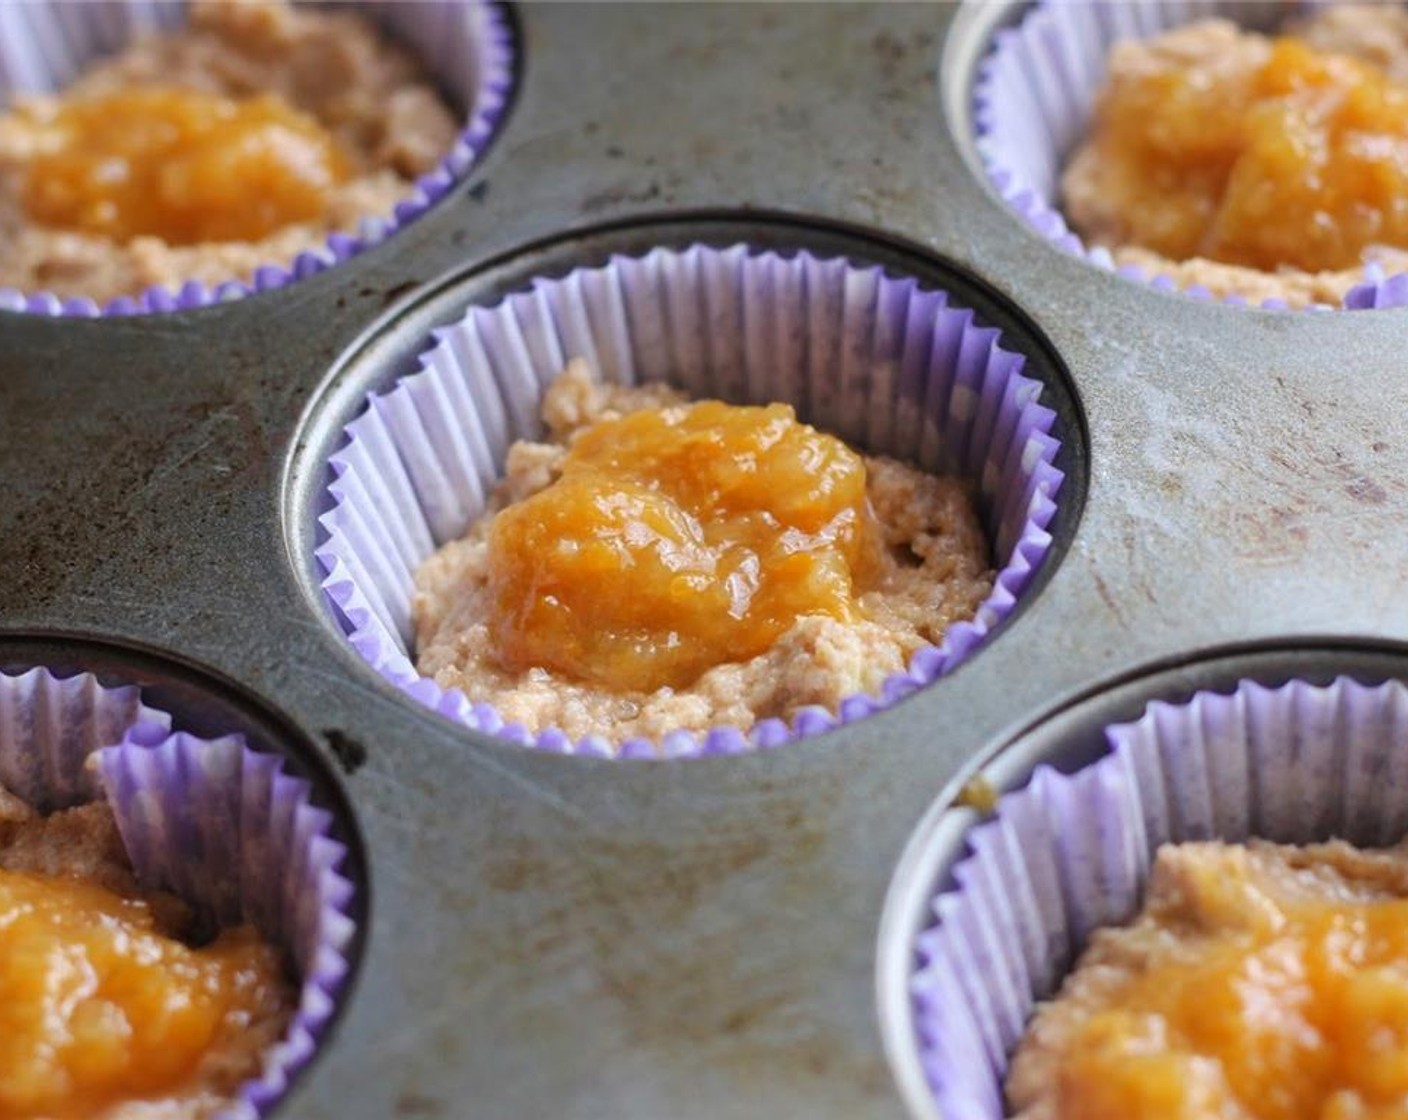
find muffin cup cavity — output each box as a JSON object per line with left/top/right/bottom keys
{"left": 0, "top": 665, "right": 357, "bottom": 1120}
{"left": 906, "top": 675, "right": 1408, "bottom": 1120}
{"left": 315, "top": 242, "right": 1066, "bottom": 758}
{"left": 974, "top": 0, "right": 1405, "bottom": 310}
{"left": 0, "top": 0, "right": 514, "bottom": 317}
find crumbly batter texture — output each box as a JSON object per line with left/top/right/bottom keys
{"left": 1062, "top": 8, "right": 1408, "bottom": 306}
{"left": 0, "top": 0, "right": 459, "bottom": 303}
{"left": 1006, "top": 838, "right": 1408, "bottom": 1119}
{"left": 0, "top": 785, "right": 294, "bottom": 1120}
{"left": 412, "top": 360, "right": 995, "bottom": 745}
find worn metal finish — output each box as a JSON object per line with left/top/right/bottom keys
{"left": 3, "top": 4, "right": 1408, "bottom": 1118}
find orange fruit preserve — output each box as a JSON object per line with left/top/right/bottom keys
{"left": 487, "top": 400, "right": 879, "bottom": 692}
{"left": 0, "top": 868, "right": 287, "bottom": 1118}
{"left": 1085, "top": 36, "right": 1408, "bottom": 272}
{"left": 1056, "top": 857, "right": 1408, "bottom": 1120}
{"left": 23, "top": 88, "right": 347, "bottom": 245}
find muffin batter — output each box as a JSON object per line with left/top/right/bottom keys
{"left": 0, "top": 0, "right": 458, "bottom": 303}
{"left": 1008, "top": 838, "right": 1408, "bottom": 1120}
{"left": 413, "top": 360, "right": 995, "bottom": 744}
{"left": 1063, "top": 6, "right": 1408, "bottom": 306}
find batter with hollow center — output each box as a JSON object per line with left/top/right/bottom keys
{"left": 0, "top": 783, "right": 293, "bottom": 1119}
{"left": 1007, "top": 838, "right": 1408, "bottom": 1120}
{"left": 412, "top": 360, "right": 994, "bottom": 745}
{"left": 1062, "top": 5, "right": 1408, "bottom": 306}
{"left": 0, "top": 0, "right": 459, "bottom": 303}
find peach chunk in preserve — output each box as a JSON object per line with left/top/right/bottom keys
{"left": 1081, "top": 34, "right": 1408, "bottom": 273}
{"left": 486, "top": 398, "right": 881, "bottom": 693}
{"left": 23, "top": 88, "right": 348, "bottom": 245}
{"left": 0, "top": 867, "right": 287, "bottom": 1117}
{"left": 1050, "top": 848, "right": 1408, "bottom": 1120}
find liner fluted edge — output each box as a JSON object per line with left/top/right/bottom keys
{"left": 316, "top": 242, "right": 1065, "bottom": 758}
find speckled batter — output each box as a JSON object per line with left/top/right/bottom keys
{"left": 1062, "top": 7, "right": 1408, "bottom": 306}
{"left": 0, "top": 0, "right": 458, "bottom": 303}
{"left": 412, "top": 360, "right": 995, "bottom": 746}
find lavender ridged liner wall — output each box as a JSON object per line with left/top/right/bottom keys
{"left": 316, "top": 243, "right": 1065, "bottom": 758}
{"left": 0, "top": 664, "right": 170, "bottom": 810}
{"left": 0, "top": 667, "right": 357, "bottom": 1120}
{"left": 971, "top": 0, "right": 1408, "bottom": 310}
{"left": 99, "top": 732, "right": 357, "bottom": 1120}
{"left": 908, "top": 676, "right": 1408, "bottom": 1120}
{"left": 0, "top": 0, "right": 514, "bottom": 317}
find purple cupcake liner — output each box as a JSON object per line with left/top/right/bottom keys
{"left": 907, "top": 675, "right": 1408, "bottom": 1120}
{"left": 316, "top": 242, "right": 1066, "bottom": 758}
{"left": 974, "top": 0, "right": 1406, "bottom": 311}
{"left": 0, "top": 665, "right": 171, "bottom": 810}
{"left": 0, "top": 0, "right": 514, "bottom": 318}
{"left": 0, "top": 666, "right": 356, "bottom": 1120}
{"left": 98, "top": 730, "right": 357, "bottom": 1120}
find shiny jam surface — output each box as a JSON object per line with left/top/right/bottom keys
{"left": 0, "top": 868, "right": 286, "bottom": 1118}
{"left": 23, "top": 88, "right": 347, "bottom": 245}
{"left": 1087, "top": 36, "right": 1408, "bottom": 272}
{"left": 487, "top": 400, "right": 878, "bottom": 692}
{"left": 1057, "top": 854, "right": 1408, "bottom": 1120}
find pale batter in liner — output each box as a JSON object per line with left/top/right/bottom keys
{"left": 0, "top": 0, "right": 458, "bottom": 303}
{"left": 412, "top": 360, "right": 996, "bottom": 744}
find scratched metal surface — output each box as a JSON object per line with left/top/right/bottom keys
{"left": 4, "top": 4, "right": 1408, "bottom": 1119}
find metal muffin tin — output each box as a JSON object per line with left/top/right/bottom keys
{"left": 5, "top": 3, "right": 1408, "bottom": 1117}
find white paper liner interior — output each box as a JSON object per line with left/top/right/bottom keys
{"left": 317, "top": 243, "right": 1064, "bottom": 756}
{"left": 910, "top": 675, "right": 1408, "bottom": 1119}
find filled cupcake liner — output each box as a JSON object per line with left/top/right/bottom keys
{"left": 0, "top": 0, "right": 514, "bottom": 318}
{"left": 973, "top": 0, "right": 1403, "bottom": 311}
{"left": 98, "top": 731, "right": 357, "bottom": 1119}
{"left": 908, "top": 675, "right": 1408, "bottom": 1120}
{"left": 316, "top": 242, "right": 1065, "bottom": 758}
{"left": 0, "top": 666, "right": 356, "bottom": 1120}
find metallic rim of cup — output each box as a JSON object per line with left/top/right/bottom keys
{"left": 0, "top": 0, "right": 515, "bottom": 318}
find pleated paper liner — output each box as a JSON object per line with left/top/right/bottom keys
{"left": 316, "top": 242, "right": 1065, "bottom": 758}
{"left": 974, "top": 0, "right": 1408, "bottom": 310}
{"left": 909, "top": 676, "right": 1408, "bottom": 1119}
{"left": 0, "top": 0, "right": 514, "bottom": 317}
{"left": 0, "top": 666, "right": 357, "bottom": 1120}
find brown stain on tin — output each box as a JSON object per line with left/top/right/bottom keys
{"left": 462, "top": 779, "right": 891, "bottom": 1096}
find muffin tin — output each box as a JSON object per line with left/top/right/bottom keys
{"left": 6, "top": 3, "right": 1408, "bottom": 1117}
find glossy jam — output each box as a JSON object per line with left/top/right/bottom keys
{"left": 1087, "top": 36, "right": 1408, "bottom": 272}
{"left": 487, "top": 400, "right": 878, "bottom": 692}
{"left": 1056, "top": 855, "right": 1408, "bottom": 1120}
{"left": 0, "top": 868, "right": 287, "bottom": 1118}
{"left": 23, "top": 88, "right": 347, "bottom": 245}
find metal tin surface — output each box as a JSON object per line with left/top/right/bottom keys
{"left": 6, "top": 4, "right": 1408, "bottom": 1118}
